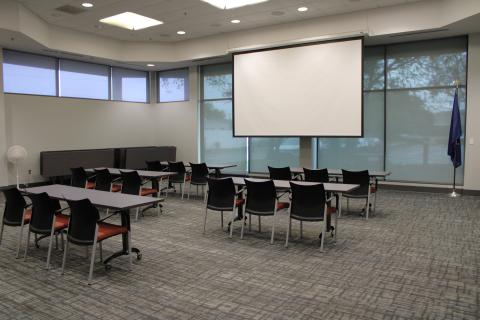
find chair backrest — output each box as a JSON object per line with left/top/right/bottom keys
{"left": 304, "top": 168, "right": 329, "bottom": 183}
{"left": 71, "top": 167, "right": 88, "bottom": 188}
{"left": 2, "top": 188, "right": 27, "bottom": 225}
{"left": 94, "top": 169, "right": 113, "bottom": 192}
{"left": 206, "top": 178, "right": 236, "bottom": 211}
{"left": 341, "top": 169, "right": 370, "bottom": 196}
{"left": 268, "top": 166, "right": 292, "bottom": 181}
{"left": 168, "top": 161, "right": 186, "bottom": 182}
{"left": 146, "top": 160, "right": 166, "bottom": 172}
{"left": 66, "top": 198, "right": 99, "bottom": 246}
{"left": 190, "top": 163, "right": 209, "bottom": 184}
{"left": 28, "top": 192, "right": 61, "bottom": 234}
{"left": 290, "top": 182, "right": 326, "bottom": 220}
{"left": 120, "top": 171, "right": 142, "bottom": 195}
{"left": 244, "top": 179, "right": 277, "bottom": 214}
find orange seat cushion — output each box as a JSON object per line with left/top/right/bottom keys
{"left": 185, "top": 175, "right": 192, "bottom": 182}
{"left": 327, "top": 207, "right": 337, "bottom": 215}
{"left": 141, "top": 188, "right": 158, "bottom": 196}
{"left": 277, "top": 202, "right": 290, "bottom": 210}
{"left": 86, "top": 181, "right": 96, "bottom": 189}
{"left": 235, "top": 198, "right": 245, "bottom": 207}
{"left": 370, "top": 186, "right": 377, "bottom": 193}
{"left": 111, "top": 184, "right": 122, "bottom": 193}
{"left": 97, "top": 222, "right": 128, "bottom": 242}
{"left": 23, "top": 209, "right": 32, "bottom": 224}
{"left": 54, "top": 214, "right": 70, "bottom": 231}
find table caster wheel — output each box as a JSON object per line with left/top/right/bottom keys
{"left": 136, "top": 253, "right": 142, "bottom": 261}
{"left": 105, "top": 264, "right": 112, "bottom": 271}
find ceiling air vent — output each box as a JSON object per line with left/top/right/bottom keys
{"left": 55, "top": 5, "right": 86, "bottom": 15}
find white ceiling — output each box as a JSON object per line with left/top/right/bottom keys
{"left": 15, "top": 0, "right": 427, "bottom": 42}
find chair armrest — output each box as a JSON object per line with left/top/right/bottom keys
{"left": 292, "top": 174, "right": 303, "bottom": 181}
{"left": 24, "top": 203, "right": 32, "bottom": 209}
{"left": 112, "top": 177, "right": 122, "bottom": 182}
{"left": 140, "top": 179, "right": 151, "bottom": 186}
{"left": 98, "top": 213, "right": 117, "bottom": 222}
{"left": 87, "top": 174, "right": 97, "bottom": 180}
{"left": 326, "top": 196, "right": 335, "bottom": 203}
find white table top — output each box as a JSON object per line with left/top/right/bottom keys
{"left": 230, "top": 177, "right": 358, "bottom": 193}
{"left": 24, "top": 185, "right": 163, "bottom": 210}
{"left": 87, "top": 168, "right": 176, "bottom": 179}
{"left": 290, "top": 167, "right": 390, "bottom": 177}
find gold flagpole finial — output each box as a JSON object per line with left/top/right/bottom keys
{"left": 454, "top": 80, "right": 460, "bottom": 89}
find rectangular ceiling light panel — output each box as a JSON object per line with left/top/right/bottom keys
{"left": 201, "top": 0, "right": 269, "bottom": 10}
{"left": 99, "top": 12, "right": 163, "bottom": 30}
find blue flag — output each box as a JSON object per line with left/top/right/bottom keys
{"left": 447, "top": 88, "right": 462, "bottom": 168}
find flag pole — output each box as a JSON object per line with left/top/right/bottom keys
{"left": 450, "top": 80, "right": 460, "bottom": 198}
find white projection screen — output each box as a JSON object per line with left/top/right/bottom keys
{"left": 233, "top": 37, "right": 363, "bottom": 137}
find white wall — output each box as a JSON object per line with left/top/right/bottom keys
{"left": 0, "top": 49, "right": 8, "bottom": 186}
{"left": 464, "top": 33, "right": 480, "bottom": 190}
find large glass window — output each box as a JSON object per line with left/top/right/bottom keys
{"left": 158, "top": 68, "right": 189, "bottom": 102}
{"left": 385, "top": 37, "right": 467, "bottom": 184}
{"left": 200, "top": 64, "right": 247, "bottom": 173}
{"left": 59, "top": 59, "right": 110, "bottom": 100}
{"left": 112, "top": 67, "right": 148, "bottom": 103}
{"left": 250, "top": 138, "right": 300, "bottom": 172}
{"left": 318, "top": 46, "right": 385, "bottom": 171}
{"left": 3, "top": 50, "right": 57, "bottom": 96}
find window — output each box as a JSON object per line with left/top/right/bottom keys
{"left": 59, "top": 59, "right": 110, "bottom": 100}
{"left": 317, "top": 46, "right": 385, "bottom": 171}
{"left": 3, "top": 50, "right": 57, "bottom": 96}
{"left": 250, "top": 138, "right": 300, "bottom": 172}
{"left": 112, "top": 67, "right": 148, "bottom": 103}
{"left": 200, "top": 64, "right": 247, "bottom": 173}
{"left": 385, "top": 37, "right": 467, "bottom": 184}
{"left": 158, "top": 68, "right": 189, "bottom": 102}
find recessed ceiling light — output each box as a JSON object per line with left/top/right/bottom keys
{"left": 202, "top": 0, "right": 268, "bottom": 10}
{"left": 147, "top": 64, "right": 155, "bottom": 67}
{"left": 177, "top": 30, "right": 186, "bottom": 35}
{"left": 297, "top": 7, "right": 308, "bottom": 12}
{"left": 231, "top": 19, "right": 240, "bottom": 24}
{"left": 99, "top": 12, "right": 163, "bottom": 31}
{"left": 81, "top": 2, "right": 94, "bottom": 8}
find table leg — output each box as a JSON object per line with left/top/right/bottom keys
{"left": 103, "top": 210, "right": 141, "bottom": 266}
{"left": 336, "top": 193, "right": 341, "bottom": 242}
{"left": 214, "top": 168, "right": 221, "bottom": 178}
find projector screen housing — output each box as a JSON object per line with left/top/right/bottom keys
{"left": 233, "top": 37, "right": 363, "bottom": 137}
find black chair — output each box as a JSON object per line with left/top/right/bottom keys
{"left": 303, "top": 168, "right": 330, "bottom": 183}
{"left": 342, "top": 170, "right": 376, "bottom": 220}
{"left": 188, "top": 163, "right": 210, "bottom": 200}
{"left": 241, "top": 179, "right": 290, "bottom": 243}
{"left": 285, "top": 182, "right": 336, "bottom": 251}
{"left": 268, "top": 166, "right": 293, "bottom": 181}
{"left": 204, "top": 178, "right": 245, "bottom": 238}
{"left": 94, "top": 169, "right": 121, "bottom": 192}
{"left": 168, "top": 161, "right": 191, "bottom": 199}
{"left": 24, "top": 192, "right": 69, "bottom": 269}
{"left": 1, "top": 188, "right": 32, "bottom": 257}
{"left": 71, "top": 167, "right": 95, "bottom": 189}
{"left": 61, "top": 198, "right": 130, "bottom": 285}
{"left": 120, "top": 171, "right": 160, "bottom": 220}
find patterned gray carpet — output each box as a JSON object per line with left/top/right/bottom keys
{"left": 0, "top": 190, "right": 478, "bottom": 320}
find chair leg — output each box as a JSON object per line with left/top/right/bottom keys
{"left": 135, "top": 208, "right": 140, "bottom": 221}
{"left": 249, "top": 214, "right": 251, "bottom": 231}
{"left": 300, "top": 221, "right": 303, "bottom": 239}
{"left": 373, "top": 193, "right": 377, "bottom": 213}
{"left": 285, "top": 218, "right": 291, "bottom": 248}
{"left": 258, "top": 216, "right": 261, "bottom": 233}
{"left": 60, "top": 231, "right": 65, "bottom": 251}
{"left": 23, "top": 230, "right": 31, "bottom": 261}
{"left": 181, "top": 183, "right": 185, "bottom": 199}
{"left": 203, "top": 186, "right": 207, "bottom": 203}
{"left": 229, "top": 209, "right": 236, "bottom": 239}
{"left": 188, "top": 182, "right": 191, "bottom": 200}
{"left": 270, "top": 212, "right": 276, "bottom": 245}
{"left": 0, "top": 220, "right": 5, "bottom": 246}
{"left": 240, "top": 205, "right": 246, "bottom": 239}
{"left": 347, "top": 198, "right": 349, "bottom": 214}
{"left": 88, "top": 243, "right": 97, "bottom": 285}
{"left": 221, "top": 211, "right": 224, "bottom": 229}
{"left": 16, "top": 222, "right": 26, "bottom": 258}
{"left": 319, "top": 221, "right": 325, "bottom": 252}
{"left": 46, "top": 217, "right": 57, "bottom": 269}
{"left": 61, "top": 240, "right": 69, "bottom": 275}
{"left": 366, "top": 196, "right": 370, "bottom": 220}
{"left": 203, "top": 207, "right": 208, "bottom": 234}
{"left": 99, "top": 242, "right": 103, "bottom": 262}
